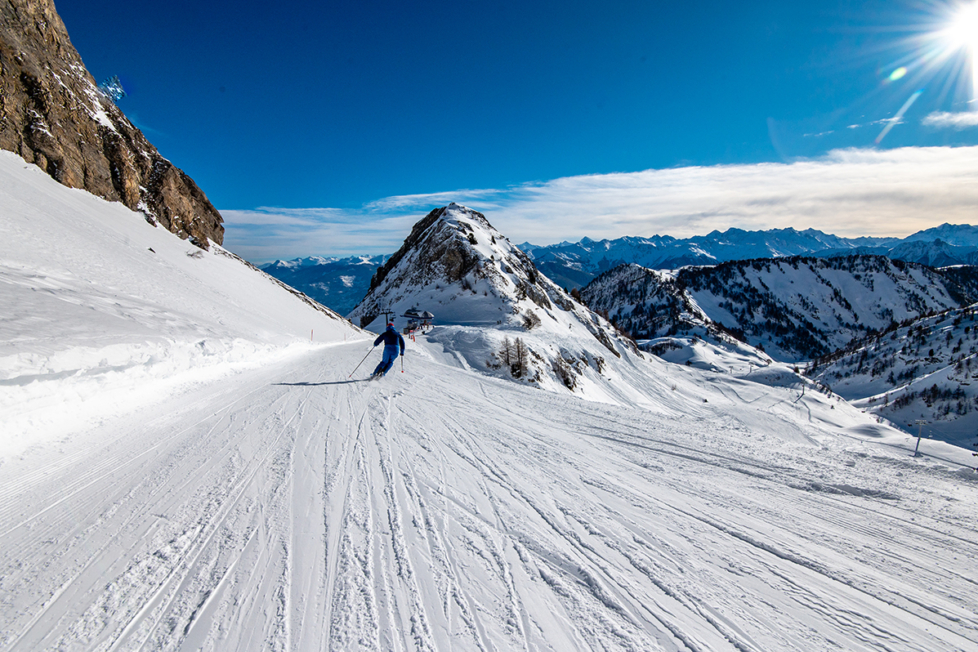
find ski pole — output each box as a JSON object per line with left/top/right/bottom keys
{"left": 349, "top": 348, "right": 373, "bottom": 378}
{"left": 401, "top": 354, "right": 404, "bottom": 373}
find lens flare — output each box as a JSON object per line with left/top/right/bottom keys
{"left": 889, "top": 67, "right": 908, "bottom": 81}
{"left": 876, "top": 90, "right": 923, "bottom": 143}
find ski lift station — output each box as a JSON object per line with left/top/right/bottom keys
{"left": 402, "top": 307, "right": 434, "bottom": 334}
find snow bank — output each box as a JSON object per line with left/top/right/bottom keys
{"left": 0, "top": 150, "right": 365, "bottom": 458}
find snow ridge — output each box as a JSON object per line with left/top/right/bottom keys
{"left": 583, "top": 257, "right": 978, "bottom": 362}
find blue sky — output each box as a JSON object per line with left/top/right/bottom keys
{"left": 58, "top": 0, "right": 978, "bottom": 261}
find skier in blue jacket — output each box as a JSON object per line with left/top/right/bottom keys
{"left": 371, "top": 323, "right": 406, "bottom": 377}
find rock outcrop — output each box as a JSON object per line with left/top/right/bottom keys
{"left": 0, "top": 0, "right": 223, "bottom": 246}
{"left": 349, "top": 204, "right": 641, "bottom": 394}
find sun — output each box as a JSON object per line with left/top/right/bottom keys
{"left": 943, "top": 1, "right": 978, "bottom": 100}
{"left": 945, "top": 2, "right": 978, "bottom": 49}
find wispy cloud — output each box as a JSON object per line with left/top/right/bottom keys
{"left": 221, "top": 207, "right": 421, "bottom": 262}
{"left": 922, "top": 111, "right": 978, "bottom": 129}
{"left": 222, "top": 146, "right": 978, "bottom": 262}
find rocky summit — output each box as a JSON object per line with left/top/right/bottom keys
{"left": 0, "top": 0, "right": 223, "bottom": 247}
{"left": 350, "top": 204, "right": 646, "bottom": 396}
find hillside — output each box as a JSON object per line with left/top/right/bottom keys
{"left": 582, "top": 257, "right": 978, "bottom": 362}
{"left": 808, "top": 305, "right": 978, "bottom": 446}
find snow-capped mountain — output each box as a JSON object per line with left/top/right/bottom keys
{"left": 525, "top": 227, "right": 899, "bottom": 288}
{"left": 261, "top": 255, "right": 385, "bottom": 315}
{"left": 349, "top": 203, "right": 647, "bottom": 397}
{"left": 903, "top": 222, "right": 978, "bottom": 247}
{"left": 582, "top": 256, "right": 978, "bottom": 362}
{"left": 808, "top": 305, "right": 978, "bottom": 446}
{"left": 525, "top": 224, "right": 978, "bottom": 288}
{"left": 820, "top": 239, "right": 978, "bottom": 268}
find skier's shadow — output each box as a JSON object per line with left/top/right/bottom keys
{"left": 274, "top": 380, "right": 365, "bottom": 387}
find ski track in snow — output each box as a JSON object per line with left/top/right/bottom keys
{"left": 1, "top": 344, "right": 977, "bottom": 651}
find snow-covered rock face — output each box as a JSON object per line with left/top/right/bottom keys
{"left": 350, "top": 204, "right": 642, "bottom": 396}
{"left": 584, "top": 257, "right": 978, "bottom": 362}
{"left": 352, "top": 204, "right": 557, "bottom": 328}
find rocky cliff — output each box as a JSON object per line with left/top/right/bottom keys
{"left": 0, "top": 0, "right": 223, "bottom": 247}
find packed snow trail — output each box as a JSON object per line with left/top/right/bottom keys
{"left": 1, "top": 343, "right": 977, "bottom": 651}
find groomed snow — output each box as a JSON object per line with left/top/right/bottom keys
{"left": 1, "top": 152, "right": 977, "bottom": 651}
{"left": 2, "top": 341, "right": 976, "bottom": 651}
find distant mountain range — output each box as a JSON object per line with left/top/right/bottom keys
{"left": 259, "top": 223, "right": 978, "bottom": 318}
{"left": 259, "top": 255, "right": 384, "bottom": 316}
{"left": 523, "top": 223, "right": 978, "bottom": 289}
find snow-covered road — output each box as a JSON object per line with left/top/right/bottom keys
{"left": 2, "top": 342, "right": 977, "bottom": 651}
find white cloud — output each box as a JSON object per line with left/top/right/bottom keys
{"left": 922, "top": 111, "right": 978, "bottom": 129}
{"left": 222, "top": 146, "right": 978, "bottom": 261}
{"left": 221, "top": 207, "right": 421, "bottom": 262}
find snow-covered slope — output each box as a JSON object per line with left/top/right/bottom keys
{"left": 583, "top": 257, "right": 976, "bottom": 362}
{"left": 350, "top": 204, "right": 642, "bottom": 399}
{"left": 260, "top": 255, "right": 384, "bottom": 315}
{"left": 2, "top": 323, "right": 976, "bottom": 651}
{"left": 809, "top": 305, "right": 978, "bottom": 446}
{"left": 2, "top": 164, "right": 978, "bottom": 651}
{"left": 0, "top": 150, "right": 364, "bottom": 456}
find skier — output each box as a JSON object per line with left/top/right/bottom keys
{"left": 371, "top": 323, "right": 405, "bottom": 378}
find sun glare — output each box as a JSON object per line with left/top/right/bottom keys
{"left": 944, "top": 1, "right": 978, "bottom": 101}
{"left": 870, "top": 2, "right": 978, "bottom": 143}
{"left": 946, "top": 2, "right": 978, "bottom": 48}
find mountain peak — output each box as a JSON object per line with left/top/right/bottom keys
{"left": 349, "top": 205, "right": 547, "bottom": 330}
{"left": 349, "top": 205, "right": 637, "bottom": 392}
